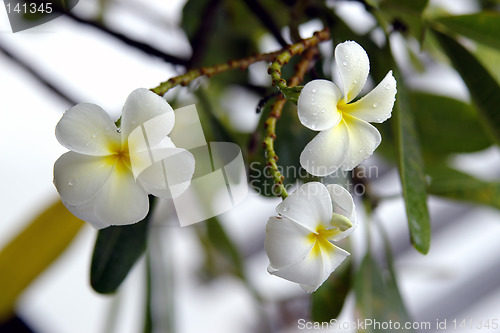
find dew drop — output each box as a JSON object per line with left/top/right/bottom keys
{"left": 311, "top": 124, "right": 317, "bottom": 129}
{"left": 376, "top": 118, "right": 381, "bottom": 122}
{"left": 91, "top": 132, "right": 99, "bottom": 138}
{"left": 372, "top": 103, "right": 379, "bottom": 108}
{"left": 321, "top": 109, "right": 325, "bottom": 113}
{"left": 312, "top": 88, "right": 317, "bottom": 93}
{"left": 68, "top": 179, "right": 75, "bottom": 186}
{"left": 353, "top": 80, "right": 358, "bottom": 84}
{"left": 384, "top": 83, "right": 390, "bottom": 90}
{"left": 313, "top": 112, "right": 318, "bottom": 116}
{"left": 342, "top": 61, "right": 347, "bottom": 66}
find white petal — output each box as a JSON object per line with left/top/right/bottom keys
{"left": 276, "top": 182, "right": 332, "bottom": 231}
{"left": 121, "top": 88, "right": 175, "bottom": 146}
{"left": 61, "top": 200, "right": 108, "bottom": 230}
{"left": 54, "top": 152, "right": 114, "bottom": 206}
{"left": 342, "top": 71, "right": 397, "bottom": 123}
{"left": 326, "top": 184, "right": 357, "bottom": 241}
{"left": 94, "top": 165, "right": 149, "bottom": 226}
{"left": 268, "top": 250, "right": 323, "bottom": 290}
{"left": 341, "top": 115, "right": 381, "bottom": 171}
{"left": 55, "top": 103, "right": 121, "bottom": 156}
{"left": 137, "top": 148, "right": 195, "bottom": 199}
{"left": 264, "top": 216, "right": 314, "bottom": 270}
{"left": 298, "top": 80, "right": 342, "bottom": 131}
{"left": 269, "top": 241, "right": 349, "bottom": 293}
{"left": 300, "top": 124, "right": 349, "bottom": 177}
{"left": 301, "top": 244, "right": 349, "bottom": 292}
{"left": 335, "top": 41, "right": 370, "bottom": 103}
{"left": 327, "top": 184, "right": 355, "bottom": 221}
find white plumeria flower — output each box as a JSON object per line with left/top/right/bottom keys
{"left": 265, "top": 182, "right": 356, "bottom": 292}
{"left": 53, "top": 88, "right": 195, "bottom": 229}
{"left": 298, "top": 41, "right": 397, "bottom": 176}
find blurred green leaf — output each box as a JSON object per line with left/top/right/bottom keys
{"left": 206, "top": 218, "right": 245, "bottom": 278}
{"left": 355, "top": 253, "right": 414, "bottom": 332}
{"left": 434, "top": 29, "right": 500, "bottom": 146}
{"left": 392, "top": 79, "right": 431, "bottom": 254}
{"left": 427, "top": 164, "right": 500, "bottom": 209}
{"left": 434, "top": 12, "right": 500, "bottom": 51}
{"left": 378, "top": 0, "right": 429, "bottom": 39}
{"left": 0, "top": 200, "right": 84, "bottom": 322}
{"left": 90, "top": 197, "right": 153, "bottom": 294}
{"left": 474, "top": 42, "right": 500, "bottom": 85}
{"left": 410, "top": 92, "right": 493, "bottom": 154}
{"left": 311, "top": 259, "right": 351, "bottom": 322}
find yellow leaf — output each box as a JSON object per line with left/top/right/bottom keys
{"left": 0, "top": 199, "right": 84, "bottom": 322}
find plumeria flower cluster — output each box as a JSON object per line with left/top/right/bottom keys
{"left": 265, "top": 182, "right": 356, "bottom": 292}
{"left": 53, "top": 88, "right": 195, "bottom": 229}
{"left": 298, "top": 40, "right": 397, "bottom": 176}
{"left": 265, "top": 41, "right": 396, "bottom": 291}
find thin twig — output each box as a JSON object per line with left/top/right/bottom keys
{"left": 0, "top": 40, "right": 78, "bottom": 106}
{"left": 53, "top": 7, "right": 189, "bottom": 66}
{"left": 263, "top": 47, "right": 319, "bottom": 199}
{"left": 152, "top": 28, "right": 330, "bottom": 96}
{"left": 241, "top": 0, "right": 288, "bottom": 47}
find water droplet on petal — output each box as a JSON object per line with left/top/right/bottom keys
{"left": 384, "top": 83, "right": 390, "bottom": 90}
{"left": 311, "top": 124, "right": 317, "bottom": 130}
{"left": 68, "top": 179, "right": 75, "bottom": 186}
{"left": 342, "top": 61, "right": 347, "bottom": 66}
{"left": 312, "top": 88, "right": 317, "bottom": 93}
{"left": 372, "top": 103, "right": 379, "bottom": 108}
{"left": 91, "top": 132, "right": 99, "bottom": 138}
{"left": 321, "top": 109, "right": 325, "bottom": 113}
{"left": 376, "top": 118, "right": 381, "bottom": 122}
{"left": 353, "top": 80, "right": 358, "bottom": 84}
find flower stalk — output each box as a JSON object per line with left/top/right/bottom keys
{"left": 151, "top": 28, "right": 330, "bottom": 96}
{"left": 263, "top": 47, "right": 319, "bottom": 199}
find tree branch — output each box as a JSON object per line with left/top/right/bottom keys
{"left": 0, "top": 40, "right": 78, "bottom": 106}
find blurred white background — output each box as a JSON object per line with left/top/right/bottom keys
{"left": 1, "top": 0, "right": 500, "bottom": 332}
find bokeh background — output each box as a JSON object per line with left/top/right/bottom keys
{"left": 2, "top": 0, "right": 500, "bottom": 332}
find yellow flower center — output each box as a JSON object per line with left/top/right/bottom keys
{"left": 105, "top": 142, "right": 131, "bottom": 174}
{"left": 308, "top": 224, "right": 340, "bottom": 257}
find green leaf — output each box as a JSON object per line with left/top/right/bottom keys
{"left": 311, "top": 259, "right": 352, "bottom": 322}
{"left": 392, "top": 78, "right": 431, "bottom": 254}
{"left": 433, "top": 29, "right": 500, "bottom": 146}
{"left": 205, "top": 218, "right": 245, "bottom": 278}
{"left": 378, "top": 0, "right": 429, "bottom": 39}
{"left": 427, "top": 164, "right": 500, "bottom": 209}
{"left": 90, "top": 197, "right": 153, "bottom": 294}
{"left": 0, "top": 200, "right": 84, "bottom": 322}
{"left": 410, "top": 92, "right": 493, "bottom": 154}
{"left": 434, "top": 12, "right": 500, "bottom": 51}
{"left": 355, "top": 253, "right": 415, "bottom": 332}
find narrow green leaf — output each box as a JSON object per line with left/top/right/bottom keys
{"left": 205, "top": 218, "right": 245, "bottom": 279}
{"left": 355, "top": 253, "right": 414, "bottom": 332}
{"left": 410, "top": 92, "right": 493, "bottom": 154}
{"left": 0, "top": 200, "right": 84, "bottom": 321}
{"left": 392, "top": 78, "right": 431, "bottom": 254}
{"left": 311, "top": 259, "right": 351, "bottom": 322}
{"left": 90, "top": 197, "right": 153, "bottom": 294}
{"left": 434, "top": 12, "right": 500, "bottom": 51}
{"left": 427, "top": 164, "right": 500, "bottom": 209}
{"left": 433, "top": 29, "right": 500, "bottom": 145}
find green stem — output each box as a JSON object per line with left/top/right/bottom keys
{"left": 151, "top": 28, "right": 330, "bottom": 96}
{"left": 263, "top": 47, "right": 319, "bottom": 199}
